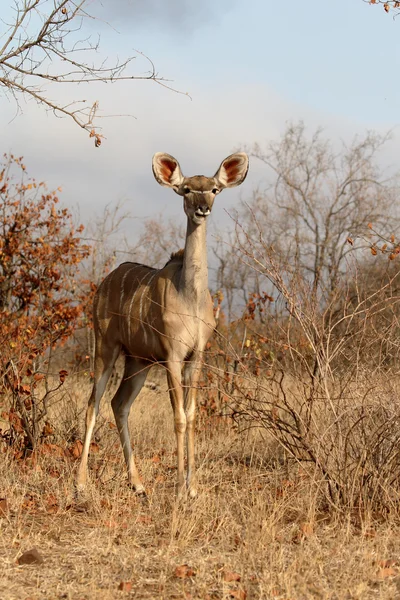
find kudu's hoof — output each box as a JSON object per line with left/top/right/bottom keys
{"left": 127, "top": 483, "right": 148, "bottom": 502}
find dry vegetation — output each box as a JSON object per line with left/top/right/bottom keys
{"left": 2, "top": 1, "right": 400, "bottom": 597}
{"left": 2, "top": 371, "right": 400, "bottom": 600}
{"left": 3, "top": 125, "right": 400, "bottom": 599}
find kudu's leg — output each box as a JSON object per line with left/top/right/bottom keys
{"left": 111, "top": 356, "right": 149, "bottom": 494}
{"left": 166, "top": 359, "right": 186, "bottom": 496}
{"left": 183, "top": 354, "right": 201, "bottom": 498}
{"left": 76, "top": 342, "right": 121, "bottom": 491}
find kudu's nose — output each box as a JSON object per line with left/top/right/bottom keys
{"left": 195, "top": 204, "right": 211, "bottom": 217}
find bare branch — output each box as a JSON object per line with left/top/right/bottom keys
{"left": 0, "top": 0, "right": 189, "bottom": 145}
{"left": 247, "top": 123, "right": 400, "bottom": 296}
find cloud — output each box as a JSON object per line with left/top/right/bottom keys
{"left": 92, "top": 0, "right": 237, "bottom": 33}
{"left": 0, "top": 79, "right": 285, "bottom": 229}
{"left": 1, "top": 73, "right": 396, "bottom": 261}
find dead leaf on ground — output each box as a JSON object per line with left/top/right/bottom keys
{"left": 292, "top": 521, "right": 314, "bottom": 543}
{"left": 45, "top": 494, "right": 59, "bottom": 514}
{"left": 48, "top": 467, "right": 60, "bottom": 479}
{"left": 90, "top": 441, "right": 100, "bottom": 453}
{"left": 100, "top": 498, "right": 112, "bottom": 509}
{"left": 39, "top": 443, "right": 64, "bottom": 457}
{"left": 229, "top": 589, "right": 247, "bottom": 600}
{"left": 118, "top": 581, "right": 132, "bottom": 592}
{"left": 41, "top": 421, "right": 54, "bottom": 437}
{"left": 174, "top": 564, "right": 196, "bottom": 578}
{"left": 363, "top": 527, "right": 376, "bottom": 539}
{"left": 21, "top": 495, "right": 38, "bottom": 513}
{"left": 377, "top": 559, "right": 400, "bottom": 568}
{"left": 376, "top": 567, "right": 399, "bottom": 579}
{"left": 223, "top": 570, "right": 241, "bottom": 583}
{"left": 300, "top": 522, "right": 314, "bottom": 537}
{"left": 137, "top": 514, "right": 152, "bottom": 524}
{"left": 103, "top": 519, "right": 127, "bottom": 529}
{"left": 0, "top": 498, "right": 8, "bottom": 517}
{"left": 68, "top": 440, "right": 83, "bottom": 459}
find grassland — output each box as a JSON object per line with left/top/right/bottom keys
{"left": 1, "top": 371, "right": 400, "bottom": 600}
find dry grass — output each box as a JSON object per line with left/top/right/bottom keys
{"left": 1, "top": 373, "right": 400, "bottom": 599}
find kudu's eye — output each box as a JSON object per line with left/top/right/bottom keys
{"left": 184, "top": 186, "right": 191, "bottom": 195}
{"left": 212, "top": 188, "right": 219, "bottom": 194}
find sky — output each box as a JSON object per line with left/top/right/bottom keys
{"left": 1, "top": 0, "right": 400, "bottom": 255}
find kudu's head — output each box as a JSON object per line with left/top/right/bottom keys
{"left": 152, "top": 152, "right": 249, "bottom": 226}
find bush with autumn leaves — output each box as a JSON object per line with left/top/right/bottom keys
{"left": 0, "top": 154, "right": 94, "bottom": 450}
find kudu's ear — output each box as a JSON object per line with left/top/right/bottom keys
{"left": 214, "top": 152, "right": 249, "bottom": 189}
{"left": 152, "top": 153, "right": 184, "bottom": 189}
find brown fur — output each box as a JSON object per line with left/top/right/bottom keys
{"left": 164, "top": 248, "right": 185, "bottom": 266}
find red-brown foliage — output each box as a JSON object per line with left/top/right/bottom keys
{"left": 0, "top": 154, "right": 92, "bottom": 449}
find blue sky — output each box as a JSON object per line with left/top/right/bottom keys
{"left": 1, "top": 0, "right": 399, "bottom": 240}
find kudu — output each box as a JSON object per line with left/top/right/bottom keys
{"left": 76, "top": 151, "right": 249, "bottom": 497}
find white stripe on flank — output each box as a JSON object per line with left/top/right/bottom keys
{"left": 139, "top": 271, "right": 158, "bottom": 344}
{"left": 119, "top": 265, "right": 136, "bottom": 316}
{"left": 104, "top": 270, "right": 116, "bottom": 319}
{"left": 128, "top": 270, "right": 154, "bottom": 345}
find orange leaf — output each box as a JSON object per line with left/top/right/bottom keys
{"left": 19, "top": 384, "right": 31, "bottom": 395}
{"left": 41, "top": 422, "right": 54, "bottom": 437}
{"left": 174, "top": 564, "right": 196, "bottom": 579}
{"left": 377, "top": 567, "right": 398, "bottom": 579}
{"left": 89, "top": 441, "right": 100, "bottom": 454}
{"left": 103, "top": 519, "right": 119, "bottom": 529}
{"left": 229, "top": 590, "right": 247, "bottom": 600}
{"left": 59, "top": 369, "right": 68, "bottom": 383}
{"left": 39, "top": 443, "right": 64, "bottom": 457}
{"left": 118, "top": 582, "right": 132, "bottom": 592}
{"left": 300, "top": 522, "right": 314, "bottom": 537}
{"left": 378, "top": 559, "right": 400, "bottom": 568}
{"left": 223, "top": 570, "right": 241, "bottom": 583}
{"left": 0, "top": 498, "right": 9, "bottom": 517}
{"left": 137, "top": 515, "right": 152, "bottom": 524}
{"left": 68, "top": 440, "right": 83, "bottom": 459}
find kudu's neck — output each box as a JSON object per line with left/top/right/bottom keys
{"left": 179, "top": 218, "right": 209, "bottom": 303}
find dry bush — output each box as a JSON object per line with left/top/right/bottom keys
{"left": 203, "top": 226, "right": 400, "bottom": 515}
{"left": 195, "top": 123, "right": 400, "bottom": 516}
